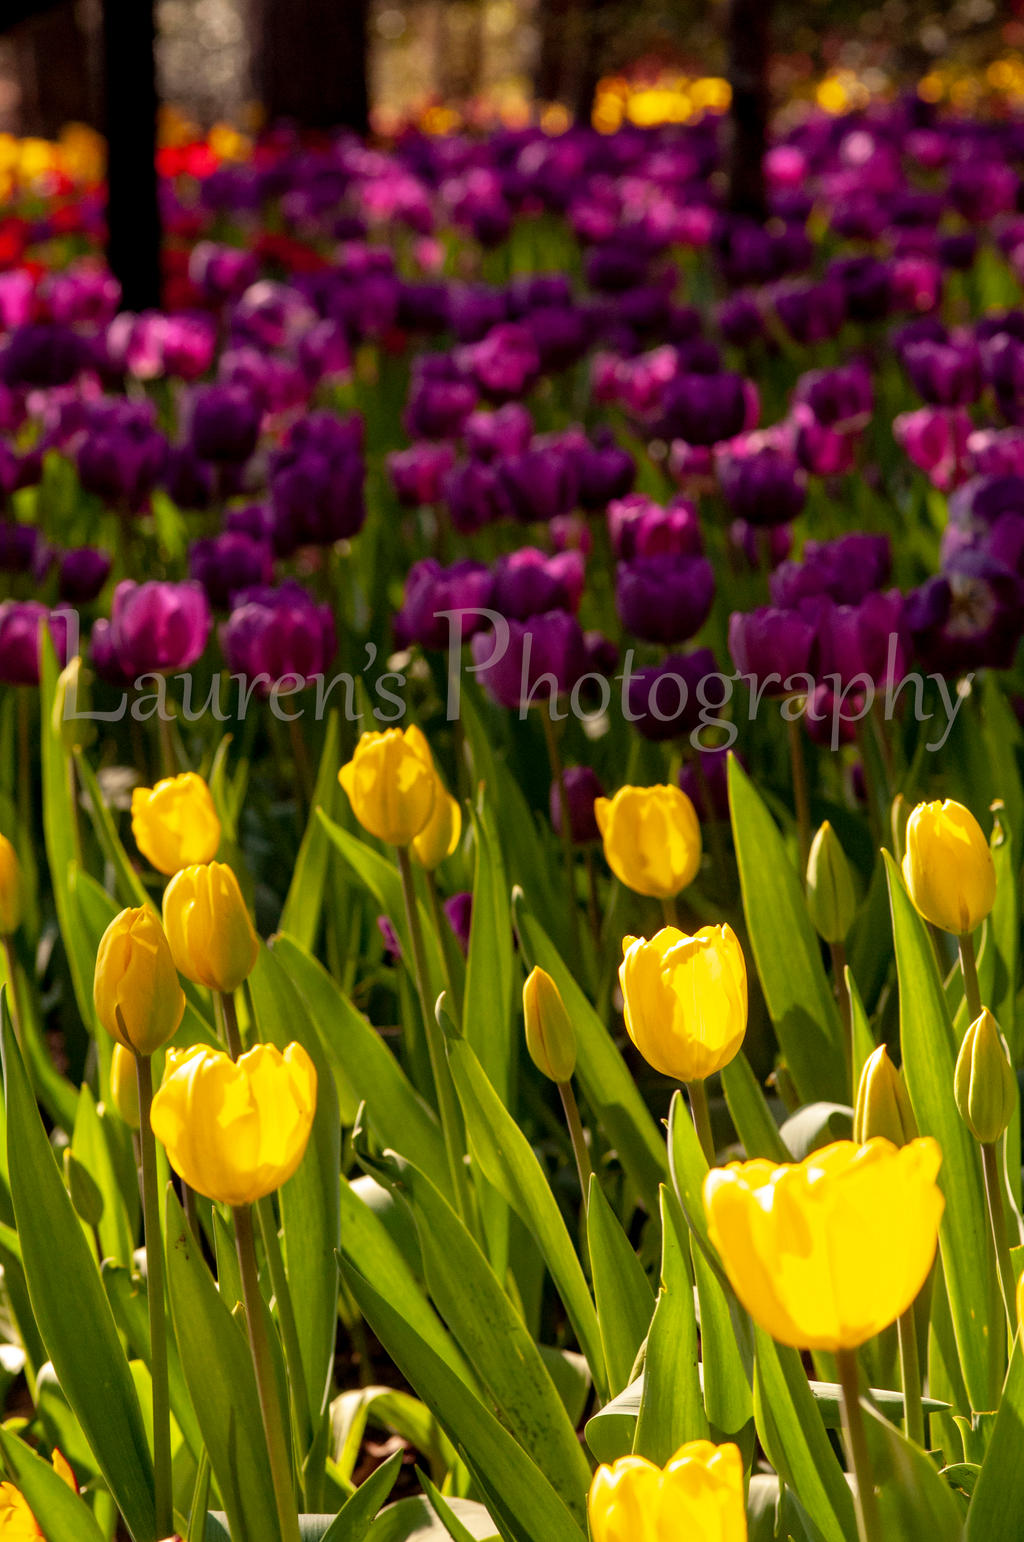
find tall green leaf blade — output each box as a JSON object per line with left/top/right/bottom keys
{"left": 320, "top": 1449, "right": 403, "bottom": 1542}
{"left": 462, "top": 798, "right": 514, "bottom": 1104}
{"left": 965, "top": 1331, "right": 1024, "bottom": 1537}
{"left": 0, "top": 1425, "right": 106, "bottom": 1542}
{"left": 280, "top": 712, "right": 342, "bottom": 950}
{"left": 720, "top": 1053, "right": 790, "bottom": 1162}
{"left": 861, "top": 1400, "right": 964, "bottom": 1541}
{"left": 586, "top": 1175, "right": 654, "bottom": 1397}
{"left": 633, "top": 1188, "right": 707, "bottom": 1462}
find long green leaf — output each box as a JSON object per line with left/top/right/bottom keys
{"left": 0, "top": 1425, "right": 106, "bottom": 1542}
{"left": 720, "top": 1053, "right": 790, "bottom": 1162}
{"left": 862, "top": 1400, "right": 964, "bottom": 1541}
{"left": 320, "top": 1450, "right": 404, "bottom": 1542}
{"left": 965, "top": 1332, "right": 1024, "bottom": 1538}
{"left": 280, "top": 712, "right": 342, "bottom": 950}
{"left": 633, "top": 1187, "right": 707, "bottom": 1462}
{"left": 586, "top": 1175, "right": 654, "bottom": 1397}
{"left": 462, "top": 798, "right": 514, "bottom": 1104}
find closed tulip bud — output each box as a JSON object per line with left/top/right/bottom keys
{"left": 109, "top": 1042, "right": 140, "bottom": 1129}
{"left": 94, "top": 907, "right": 185, "bottom": 1055}
{"left": 0, "top": 833, "right": 23, "bottom": 936}
{"left": 954, "top": 1008, "right": 1017, "bottom": 1145}
{"left": 853, "top": 1045, "right": 917, "bottom": 1146}
{"left": 588, "top": 1440, "right": 747, "bottom": 1542}
{"left": 412, "top": 787, "right": 461, "bottom": 871}
{"left": 704, "top": 1137, "right": 944, "bottom": 1351}
{"left": 806, "top": 821, "right": 857, "bottom": 944}
{"left": 162, "top": 861, "right": 259, "bottom": 993}
{"left": 523, "top": 966, "right": 576, "bottom": 1083}
{"left": 339, "top": 726, "right": 436, "bottom": 846}
{"left": 594, "top": 785, "right": 701, "bottom": 899}
{"left": 619, "top": 924, "right": 747, "bottom": 1082}
{"left": 150, "top": 1041, "right": 317, "bottom": 1205}
{"left": 902, "top": 799, "right": 996, "bottom": 935}
{"left": 51, "top": 655, "right": 96, "bottom": 752}
{"left": 130, "top": 772, "right": 221, "bottom": 876}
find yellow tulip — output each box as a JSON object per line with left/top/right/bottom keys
{"left": 0, "top": 1449, "right": 77, "bottom": 1538}
{"left": 523, "top": 965, "right": 577, "bottom": 1083}
{"left": 109, "top": 1043, "right": 141, "bottom": 1129}
{"left": 619, "top": 925, "right": 746, "bottom": 1082}
{"left": 130, "top": 772, "right": 221, "bottom": 876}
{"left": 901, "top": 799, "right": 995, "bottom": 935}
{"left": 93, "top": 907, "right": 185, "bottom": 1055}
{"left": 162, "top": 862, "right": 259, "bottom": 993}
{"left": 412, "top": 789, "right": 461, "bottom": 870}
{"left": 338, "top": 728, "right": 436, "bottom": 846}
{"left": 594, "top": 785, "right": 701, "bottom": 899}
{"left": 588, "top": 1440, "right": 747, "bottom": 1542}
{"left": 150, "top": 1041, "right": 317, "bottom": 1206}
{"left": 704, "top": 1137, "right": 944, "bottom": 1351}
{"left": 0, "top": 833, "right": 23, "bottom": 936}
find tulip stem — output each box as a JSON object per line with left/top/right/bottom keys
{"left": 218, "top": 990, "right": 245, "bottom": 1060}
{"left": 396, "top": 845, "right": 472, "bottom": 1226}
{"left": 829, "top": 941, "right": 854, "bottom": 1098}
{"left": 557, "top": 1079, "right": 592, "bottom": 1211}
{"left": 786, "top": 716, "right": 812, "bottom": 880}
{"left": 541, "top": 711, "right": 582, "bottom": 967}
{"left": 981, "top": 1139, "right": 1017, "bottom": 1339}
{"left": 958, "top": 931, "right": 983, "bottom": 1023}
{"left": 234, "top": 1203, "right": 302, "bottom": 1542}
{"left": 256, "top": 1196, "right": 313, "bottom": 1474}
{"left": 685, "top": 1079, "right": 715, "bottom": 1164}
{"left": 133, "top": 1051, "right": 173, "bottom": 1540}
{"left": 837, "top": 1347, "right": 882, "bottom": 1542}
{"left": 661, "top": 895, "right": 681, "bottom": 929}
{"left": 897, "top": 1307, "right": 924, "bottom": 1448}
{"left": 425, "top": 872, "right": 461, "bottom": 1023}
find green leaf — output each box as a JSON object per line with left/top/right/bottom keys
{"left": 862, "top": 1399, "right": 964, "bottom": 1541}
{"left": 72, "top": 748, "right": 150, "bottom": 910}
{"left": 0, "top": 999, "right": 156, "bottom": 1542}
{"left": 72, "top": 1084, "right": 135, "bottom": 1269}
{"left": 163, "top": 1186, "right": 280, "bottom": 1542}
{"left": 778, "top": 1103, "right": 853, "bottom": 1160}
{"left": 633, "top": 1187, "right": 707, "bottom": 1462}
{"left": 320, "top": 1450, "right": 404, "bottom": 1542}
{"left": 728, "top": 757, "right": 847, "bottom": 1102}
{"left": 462, "top": 798, "right": 514, "bottom": 1104}
{"left": 586, "top": 1174, "right": 654, "bottom": 1396}
{"left": 418, "top": 1469, "right": 489, "bottom": 1542}
{"left": 0, "top": 1425, "right": 106, "bottom": 1542}
{"left": 368, "top": 1496, "right": 500, "bottom": 1541}
{"left": 102, "top": 1261, "right": 204, "bottom": 1461}
{"left": 446, "top": 1037, "right": 606, "bottom": 1397}
{"left": 280, "top": 712, "right": 342, "bottom": 950}
{"left": 965, "top": 1332, "right": 1024, "bottom": 1538}
{"left": 340, "top": 1263, "right": 588, "bottom": 1542}
{"left": 884, "top": 852, "right": 1004, "bottom": 1412}
{"left": 720, "top": 1053, "right": 790, "bottom": 1162}
{"left": 989, "top": 804, "right": 1019, "bottom": 1060}
{"left": 512, "top": 894, "right": 667, "bottom": 1214}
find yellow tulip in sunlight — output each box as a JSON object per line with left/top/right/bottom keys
{"left": 0, "top": 834, "right": 23, "bottom": 937}
{"left": 523, "top": 965, "right": 577, "bottom": 1083}
{"left": 109, "top": 1043, "right": 141, "bottom": 1129}
{"left": 150, "top": 1042, "right": 317, "bottom": 1206}
{"left": 619, "top": 925, "right": 746, "bottom": 1081}
{"left": 412, "top": 785, "right": 461, "bottom": 870}
{"left": 93, "top": 907, "right": 185, "bottom": 1055}
{"left": 162, "top": 862, "right": 259, "bottom": 993}
{"left": 594, "top": 784, "right": 702, "bottom": 899}
{"left": 901, "top": 799, "right": 995, "bottom": 935}
{"left": 588, "top": 1440, "right": 747, "bottom": 1542}
{"left": 131, "top": 772, "right": 221, "bottom": 876}
{"left": 339, "top": 727, "right": 437, "bottom": 845}
{"left": 704, "top": 1137, "right": 944, "bottom": 1351}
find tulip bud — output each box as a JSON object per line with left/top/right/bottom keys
{"left": 51, "top": 656, "right": 96, "bottom": 752}
{"left": 131, "top": 771, "right": 221, "bottom": 876}
{"left": 805, "top": 821, "right": 857, "bottom": 944}
{"left": 162, "top": 861, "right": 259, "bottom": 994}
{"left": 954, "top": 1008, "right": 1017, "bottom": 1145}
{"left": 854, "top": 1045, "right": 917, "bottom": 1146}
{"left": 902, "top": 799, "right": 996, "bottom": 936}
{"left": 109, "top": 1042, "right": 141, "bottom": 1129}
{"left": 412, "top": 788, "right": 461, "bottom": 871}
{"left": 93, "top": 907, "right": 185, "bottom": 1055}
{"left": 0, "top": 833, "right": 23, "bottom": 936}
{"left": 523, "top": 966, "right": 577, "bottom": 1083}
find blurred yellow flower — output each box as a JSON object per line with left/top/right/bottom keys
{"left": 339, "top": 728, "right": 437, "bottom": 846}
{"left": 619, "top": 925, "right": 746, "bottom": 1082}
{"left": 594, "top": 785, "right": 701, "bottom": 899}
{"left": 131, "top": 772, "right": 221, "bottom": 876}
{"left": 0, "top": 833, "right": 23, "bottom": 936}
{"left": 588, "top": 1439, "right": 747, "bottom": 1542}
{"left": 163, "top": 861, "right": 259, "bottom": 994}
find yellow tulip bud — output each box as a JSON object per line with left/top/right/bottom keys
{"left": 588, "top": 1440, "right": 747, "bottom": 1542}
{"left": 523, "top": 966, "right": 577, "bottom": 1083}
{"left": 902, "top": 799, "right": 996, "bottom": 936}
{"left": 704, "top": 1137, "right": 944, "bottom": 1351}
{"left": 162, "top": 861, "right": 259, "bottom": 994}
{"left": 954, "top": 1008, "right": 1017, "bottom": 1146}
{"left": 109, "top": 1042, "right": 141, "bottom": 1129}
{"left": 594, "top": 785, "right": 701, "bottom": 899}
{"left": 338, "top": 727, "right": 436, "bottom": 846}
{"left": 150, "top": 1041, "right": 317, "bottom": 1206}
{"left": 619, "top": 924, "right": 746, "bottom": 1083}
{"left": 412, "top": 788, "right": 461, "bottom": 871}
{"left": 805, "top": 821, "right": 857, "bottom": 944}
{"left": 130, "top": 772, "right": 221, "bottom": 876}
{"left": 853, "top": 1045, "right": 917, "bottom": 1146}
{"left": 93, "top": 907, "right": 185, "bottom": 1055}
{"left": 0, "top": 832, "right": 23, "bottom": 936}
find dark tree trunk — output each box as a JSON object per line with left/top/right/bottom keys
{"left": 536, "top": 0, "right": 573, "bottom": 103}
{"left": 9, "top": 1, "right": 100, "bottom": 138}
{"left": 257, "top": 0, "right": 370, "bottom": 135}
{"left": 726, "top": 0, "right": 771, "bottom": 220}
{"left": 571, "top": 0, "right": 612, "bottom": 126}
{"left": 102, "top": 0, "right": 161, "bottom": 311}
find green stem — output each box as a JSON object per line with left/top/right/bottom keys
{"left": 583, "top": 848, "right": 602, "bottom": 951}
{"left": 958, "top": 932, "right": 983, "bottom": 1023}
{"left": 234, "top": 1204, "right": 301, "bottom": 1542}
{"left": 557, "top": 1079, "right": 592, "bottom": 1211}
{"left": 830, "top": 940, "right": 854, "bottom": 1099}
{"left": 157, "top": 711, "right": 177, "bottom": 780}
{"left": 685, "top": 1078, "right": 715, "bottom": 1165}
{"left": 786, "top": 715, "right": 812, "bottom": 881}
{"left": 256, "top": 1197, "right": 313, "bottom": 1466}
{"left": 897, "top": 1307, "right": 924, "bottom": 1448}
{"left": 541, "top": 710, "right": 582, "bottom": 966}
{"left": 396, "top": 845, "right": 471, "bottom": 1225}
{"left": 661, "top": 894, "right": 681, "bottom": 930}
{"left": 837, "top": 1347, "right": 882, "bottom": 1542}
{"left": 982, "top": 1140, "right": 1017, "bottom": 1340}
{"left": 425, "top": 871, "right": 460, "bottom": 1023}
{"left": 134, "top": 1053, "right": 172, "bottom": 1539}
{"left": 218, "top": 990, "right": 245, "bottom": 1060}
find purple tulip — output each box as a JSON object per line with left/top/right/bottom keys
{"left": 189, "top": 534, "right": 274, "bottom": 610}
{"left": 549, "top": 765, "right": 605, "bottom": 845}
{"left": 76, "top": 401, "right": 168, "bottom": 511}
{"left": 221, "top": 581, "right": 336, "bottom": 692}
{"left": 894, "top": 407, "right": 971, "bottom": 491}
{"left": 404, "top": 364, "right": 478, "bottom": 441}
{"left": 728, "top": 520, "right": 793, "bottom": 571}
{"left": 58, "top": 547, "right": 112, "bottom": 604}
{"left": 188, "top": 241, "right": 259, "bottom": 302}
{"left": 770, "top": 534, "right": 891, "bottom": 609}
{"left": 0, "top": 324, "right": 88, "bottom": 389}
{"left": 269, "top": 412, "right": 365, "bottom": 551}
{"left": 616, "top": 554, "right": 715, "bottom": 645}
{"left": 445, "top": 460, "right": 516, "bottom": 533}
{"left": 906, "top": 553, "right": 1024, "bottom": 674}
{"left": 717, "top": 293, "right": 765, "bottom": 348}
{"left": 491, "top": 548, "right": 584, "bottom": 621}
{"left": 678, "top": 747, "right": 733, "bottom": 821}
{"left": 0, "top": 523, "right": 46, "bottom": 576}
{"left": 967, "top": 428, "right": 1024, "bottom": 479}
{"left": 388, "top": 443, "right": 456, "bottom": 507}
{"left": 443, "top": 891, "right": 473, "bottom": 954}
{"left": 497, "top": 446, "right": 579, "bottom": 524}
{"left": 806, "top": 590, "right": 908, "bottom": 689}
{"left": 563, "top": 429, "right": 635, "bottom": 509}
{"left": 658, "top": 371, "right": 759, "bottom": 446}
{"left": 186, "top": 383, "right": 262, "bottom": 465}
{"left": 728, "top": 607, "right": 815, "bottom": 692}
{"left": 396, "top": 559, "right": 494, "bottom": 651}
{"left": 626, "top": 648, "right": 718, "bottom": 741}
{"left": 903, "top": 338, "right": 983, "bottom": 406}
{"left": 772, "top": 278, "right": 846, "bottom": 346}
{"left": 162, "top": 446, "right": 213, "bottom": 511}
{"left": 94, "top": 580, "right": 211, "bottom": 679}
{"left": 464, "top": 403, "right": 534, "bottom": 462}
{"left": 463, "top": 322, "right": 540, "bottom": 402}
{"left": 0, "top": 602, "right": 71, "bottom": 685}
{"left": 794, "top": 363, "right": 873, "bottom": 430}
{"left": 717, "top": 446, "right": 807, "bottom": 527}
{"left": 608, "top": 494, "right": 703, "bottom": 561}
{"left": 470, "top": 611, "right": 587, "bottom": 710}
